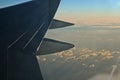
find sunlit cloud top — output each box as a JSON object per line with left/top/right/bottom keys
{"left": 37, "top": 48, "right": 120, "bottom": 64}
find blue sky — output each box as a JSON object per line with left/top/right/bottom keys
{"left": 55, "top": 0, "right": 120, "bottom": 26}
{"left": 1, "top": 0, "right": 120, "bottom": 16}
{"left": 0, "top": 0, "right": 30, "bottom": 8}
{"left": 0, "top": 0, "right": 120, "bottom": 26}
{"left": 58, "top": 0, "right": 120, "bottom": 16}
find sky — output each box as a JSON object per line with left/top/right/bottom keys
{"left": 57, "top": 0, "right": 120, "bottom": 16}
{"left": 0, "top": 0, "right": 31, "bottom": 8}
{"left": 0, "top": 0, "right": 120, "bottom": 27}
{"left": 55, "top": 0, "right": 120, "bottom": 27}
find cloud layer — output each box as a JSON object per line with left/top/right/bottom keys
{"left": 37, "top": 48, "right": 120, "bottom": 80}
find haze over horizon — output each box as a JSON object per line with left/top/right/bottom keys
{"left": 55, "top": 0, "right": 120, "bottom": 28}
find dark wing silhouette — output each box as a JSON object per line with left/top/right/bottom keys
{"left": 0, "top": 0, "right": 74, "bottom": 80}
{"left": 36, "top": 38, "right": 74, "bottom": 55}
{"left": 1, "top": 0, "right": 61, "bottom": 80}
{"left": 49, "top": 19, "right": 74, "bottom": 29}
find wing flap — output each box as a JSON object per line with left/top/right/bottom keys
{"left": 49, "top": 19, "right": 74, "bottom": 29}
{"left": 35, "top": 38, "right": 74, "bottom": 55}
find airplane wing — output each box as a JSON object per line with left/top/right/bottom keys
{"left": 49, "top": 19, "right": 74, "bottom": 29}
{"left": 36, "top": 38, "right": 74, "bottom": 55}
{"left": 1, "top": 0, "right": 60, "bottom": 51}
{"left": 0, "top": 0, "right": 74, "bottom": 80}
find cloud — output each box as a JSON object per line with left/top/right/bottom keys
{"left": 55, "top": 15, "right": 120, "bottom": 28}
{"left": 89, "top": 73, "right": 120, "bottom": 80}
{"left": 37, "top": 47, "right": 120, "bottom": 80}
{"left": 37, "top": 48, "right": 120, "bottom": 63}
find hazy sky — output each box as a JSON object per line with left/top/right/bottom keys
{"left": 0, "top": 0, "right": 120, "bottom": 26}
{"left": 55, "top": 0, "right": 120, "bottom": 26}
{"left": 57, "top": 0, "right": 120, "bottom": 16}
